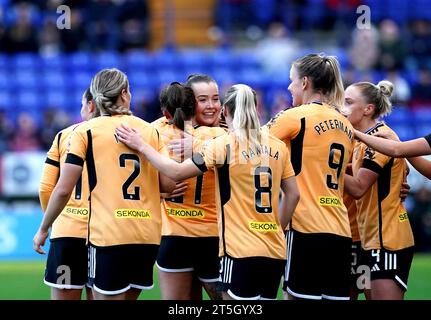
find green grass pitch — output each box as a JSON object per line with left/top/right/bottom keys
{"left": 1, "top": 254, "right": 431, "bottom": 300}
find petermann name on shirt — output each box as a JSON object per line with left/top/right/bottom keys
{"left": 314, "top": 119, "right": 353, "bottom": 141}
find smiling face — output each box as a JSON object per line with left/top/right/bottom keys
{"left": 344, "top": 85, "right": 368, "bottom": 128}
{"left": 191, "top": 81, "right": 221, "bottom": 127}
{"left": 287, "top": 66, "right": 304, "bottom": 107}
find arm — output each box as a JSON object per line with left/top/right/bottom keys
{"left": 116, "top": 124, "right": 202, "bottom": 181}
{"left": 355, "top": 129, "right": 431, "bottom": 158}
{"left": 344, "top": 168, "right": 379, "bottom": 199}
{"left": 168, "top": 132, "right": 194, "bottom": 160}
{"left": 33, "top": 163, "right": 83, "bottom": 254}
{"left": 161, "top": 181, "right": 189, "bottom": 199}
{"left": 39, "top": 161, "right": 59, "bottom": 212}
{"left": 279, "top": 176, "right": 300, "bottom": 230}
{"left": 407, "top": 156, "right": 431, "bottom": 179}
{"left": 159, "top": 173, "right": 177, "bottom": 193}
{"left": 39, "top": 133, "right": 61, "bottom": 212}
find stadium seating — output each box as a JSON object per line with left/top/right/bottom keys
{"left": 0, "top": 46, "right": 428, "bottom": 134}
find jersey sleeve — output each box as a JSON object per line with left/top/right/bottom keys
{"left": 192, "top": 135, "right": 227, "bottom": 172}
{"left": 192, "top": 127, "right": 226, "bottom": 154}
{"left": 361, "top": 145, "right": 391, "bottom": 174}
{"left": 264, "top": 109, "right": 300, "bottom": 141}
{"left": 66, "top": 128, "right": 87, "bottom": 166}
{"left": 39, "top": 133, "right": 61, "bottom": 212}
{"left": 282, "top": 148, "right": 295, "bottom": 180}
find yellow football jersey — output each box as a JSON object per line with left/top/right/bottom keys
{"left": 194, "top": 131, "right": 295, "bottom": 259}
{"left": 352, "top": 122, "right": 414, "bottom": 251}
{"left": 66, "top": 115, "right": 164, "bottom": 247}
{"left": 265, "top": 102, "right": 354, "bottom": 237}
{"left": 40, "top": 123, "right": 89, "bottom": 239}
{"left": 344, "top": 193, "right": 360, "bottom": 242}
{"left": 153, "top": 117, "right": 226, "bottom": 237}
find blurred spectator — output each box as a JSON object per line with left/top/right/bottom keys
{"left": 117, "top": 0, "right": 150, "bottom": 52}
{"left": 408, "top": 19, "right": 431, "bottom": 70}
{"left": 86, "top": 0, "right": 120, "bottom": 51}
{"left": 2, "top": 2, "right": 38, "bottom": 53}
{"left": 348, "top": 26, "right": 379, "bottom": 72}
{"left": 254, "top": 87, "right": 269, "bottom": 123}
{"left": 39, "top": 109, "right": 68, "bottom": 150}
{"left": 386, "top": 70, "right": 411, "bottom": 106}
{"left": 269, "top": 89, "right": 290, "bottom": 115}
{"left": 411, "top": 69, "right": 431, "bottom": 107}
{"left": 59, "top": 9, "right": 88, "bottom": 52}
{"left": 132, "top": 95, "right": 161, "bottom": 124}
{"left": 325, "top": 0, "right": 362, "bottom": 32}
{"left": 376, "top": 19, "right": 406, "bottom": 71}
{"left": 8, "top": 112, "right": 42, "bottom": 151}
{"left": 215, "top": 0, "right": 255, "bottom": 33}
{"left": 38, "top": 17, "right": 61, "bottom": 56}
{"left": 255, "top": 22, "right": 300, "bottom": 77}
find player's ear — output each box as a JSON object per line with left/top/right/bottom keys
{"left": 302, "top": 76, "right": 308, "bottom": 90}
{"left": 88, "top": 100, "right": 95, "bottom": 113}
{"left": 120, "top": 88, "right": 128, "bottom": 101}
{"left": 222, "top": 105, "right": 228, "bottom": 118}
{"left": 162, "top": 109, "right": 172, "bottom": 120}
{"left": 364, "top": 103, "right": 375, "bottom": 117}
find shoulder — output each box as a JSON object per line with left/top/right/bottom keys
{"left": 151, "top": 116, "right": 169, "bottom": 128}
{"left": 266, "top": 106, "right": 306, "bottom": 128}
{"left": 264, "top": 131, "right": 289, "bottom": 152}
{"left": 194, "top": 126, "right": 227, "bottom": 138}
{"left": 56, "top": 121, "right": 88, "bottom": 143}
{"left": 369, "top": 122, "right": 399, "bottom": 140}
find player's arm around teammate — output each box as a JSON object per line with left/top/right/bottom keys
{"left": 116, "top": 84, "right": 300, "bottom": 300}
{"left": 150, "top": 82, "right": 225, "bottom": 300}
{"left": 35, "top": 69, "right": 175, "bottom": 300}
{"left": 355, "top": 129, "right": 431, "bottom": 179}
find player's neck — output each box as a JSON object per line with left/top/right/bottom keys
{"left": 303, "top": 92, "right": 324, "bottom": 105}
{"left": 358, "top": 118, "right": 378, "bottom": 133}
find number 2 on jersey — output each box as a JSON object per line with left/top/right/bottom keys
{"left": 326, "top": 143, "right": 345, "bottom": 190}
{"left": 119, "top": 153, "right": 141, "bottom": 200}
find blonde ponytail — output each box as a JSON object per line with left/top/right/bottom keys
{"left": 293, "top": 53, "right": 344, "bottom": 110}
{"left": 353, "top": 80, "right": 394, "bottom": 119}
{"left": 90, "top": 68, "right": 132, "bottom": 116}
{"left": 224, "top": 84, "right": 261, "bottom": 147}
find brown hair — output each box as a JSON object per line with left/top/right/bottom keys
{"left": 292, "top": 53, "right": 344, "bottom": 109}
{"left": 159, "top": 82, "right": 195, "bottom": 131}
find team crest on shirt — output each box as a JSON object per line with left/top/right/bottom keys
{"left": 265, "top": 109, "right": 287, "bottom": 130}
{"left": 364, "top": 146, "right": 376, "bottom": 161}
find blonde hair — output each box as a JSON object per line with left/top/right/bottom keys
{"left": 352, "top": 80, "right": 394, "bottom": 118}
{"left": 223, "top": 84, "right": 261, "bottom": 146}
{"left": 293, "top": 53, "right": 345, "bottom": 109}
{"left": 90, "top": 68, "right": 132, "bottom": 116}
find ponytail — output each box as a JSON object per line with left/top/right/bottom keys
{"left": 224, "top": 84, "right": 261, "bottom": 146}
{"left": 159, "top": 82, "right": 195, "bottom": 131}
{"left": 352, "top": 80, "right": 394, "bottom": 119}
{"left": 293, "top": 53, "right": 344, "bottom": 109}
{"left": 90, "top": 68, "right": 132, "bottom": 116}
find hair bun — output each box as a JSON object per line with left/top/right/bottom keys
{"left": 377, "top": 80, "right": 394, "bottom": 98}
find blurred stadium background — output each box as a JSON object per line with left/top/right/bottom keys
{"left": 1, "top": 0, "right": 431, "bottom": 299}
